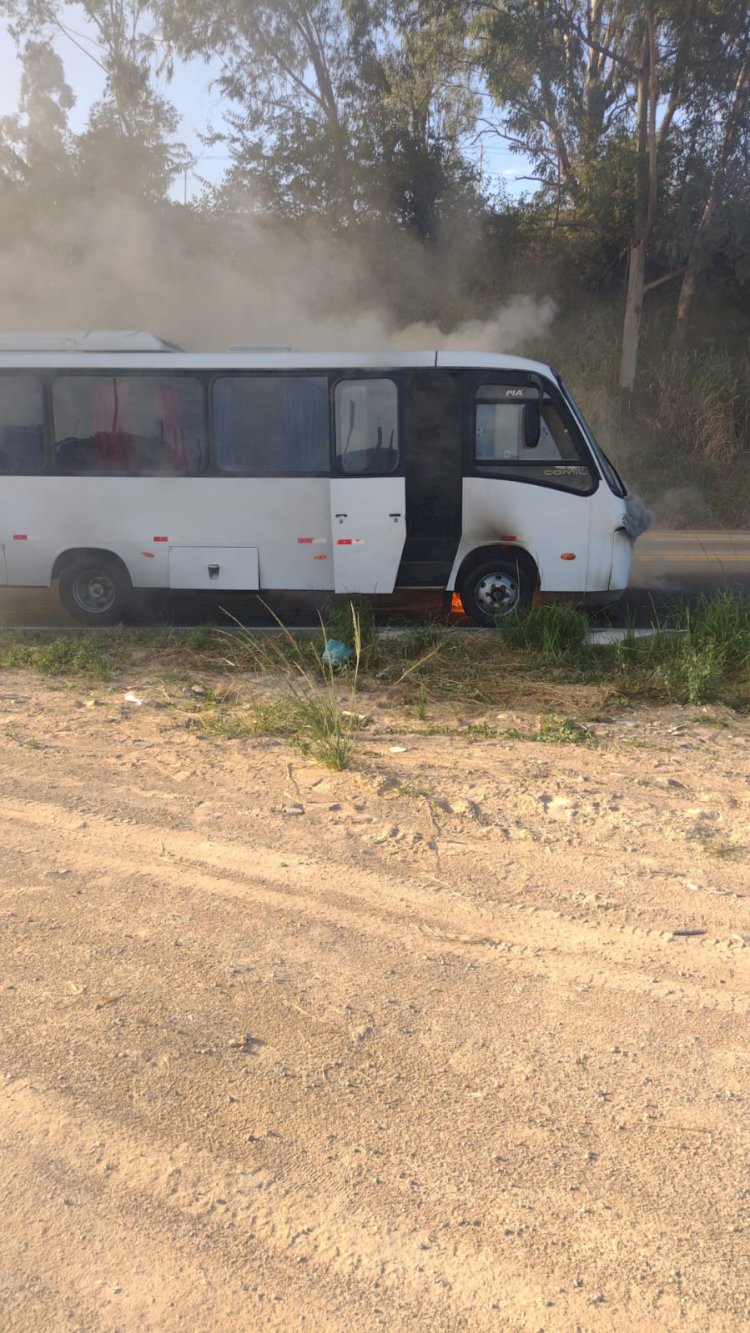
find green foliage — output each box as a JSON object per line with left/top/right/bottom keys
{"left": 158, "top": 0, "right": 480, "bottom": 232}
{"left": 285, "top": 692, "right": 359, "bottom": 770}
{"left": 204, "top": 692, "right": 359, "bottom": 769}
{"left": 530, "top": 299, "right": 750, "bottom": 519}
{"left": 216, "top": 609, "right": 366, "bottom": 768}
{"left": 611, "top": 593, "right": 750, "bottom": 705}
{"left": 501, "top": 603, "right": 588, "bottom": 662}
{"left": 1, "top": 0, "right": 189, "bottom": 208}
{"left": 506, "top": 714, "right": 597, "bottom": 746}
{"left": 323, "top": 599, "right": 379, "bottom": 660}
{"left": 0, "top": 631, "right": 111, "bottom": 679}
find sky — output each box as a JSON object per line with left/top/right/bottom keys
{"left": 0, "top": 4, "right": 531, "bottom": 203}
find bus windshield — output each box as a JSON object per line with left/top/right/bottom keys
{"left": 555, "top": 375, "right": 627, "bottom": 498}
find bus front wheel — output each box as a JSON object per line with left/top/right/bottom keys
{"left": 458, "top": 557, "right": 533, "bottom": 627}
{"left": 59, "top": 554, "right": 132, "bottom": 626}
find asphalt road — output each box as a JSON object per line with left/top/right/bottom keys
{"left": 1, "top": 529, "right": 749, "bottom": 629}
{"left": 631, "top": 529, "right": 750, "bottom": 582}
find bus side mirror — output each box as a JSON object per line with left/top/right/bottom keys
{"left": 523, "top": 399, "right": 541, "bottom": 449}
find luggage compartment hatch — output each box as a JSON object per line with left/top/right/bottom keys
{"left": 168, "top": 546, "right": 260, "bottom": 591}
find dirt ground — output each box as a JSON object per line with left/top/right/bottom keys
{"left": 0, "top": 666, "right": 748, "bottom": 1331}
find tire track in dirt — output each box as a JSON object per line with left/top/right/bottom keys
{"left": 1, "top": 1076, "right": 542, "bottom": 1332}
{"left": 2, "top": 795, "right": 747, "bottom": 1019}
{"left": 2, "top": 794, "right": 746, "bottom": 1317}
{"left": 1, "top": 683, "right": 749, "bottom": 1329}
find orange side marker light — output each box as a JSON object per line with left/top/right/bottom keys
{"left": 561, "top": 552, "right": 576, "bottom": 560}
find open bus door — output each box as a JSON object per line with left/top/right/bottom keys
{"left": 330, "top": 377, "right": 406, "bottom": 594}
{"left": 330, "top": 476, "right": 406, "bottom": 594}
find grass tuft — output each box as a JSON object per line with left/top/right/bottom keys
{"left": 0, "top": 632, "right": 112, "bottom": 680}
{"left": 506, "top": 714, "right": 597, "bottom": 745}
{"left": 214, "top": 602, "right": 370, "bottom": 769}
{"left": 501, "top": 603, "right": 589, "bottom": 662}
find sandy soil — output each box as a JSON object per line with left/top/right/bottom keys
{"left": 0, "top": 669, "right": 748, "bottom": 1331}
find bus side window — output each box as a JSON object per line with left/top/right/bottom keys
{"left": 334, "top": 379, "right": 399, "bottom": 474}
{"left": 0, "top": 376, "right": 45, "bottom": 473}
{"left": 212, "top": 376, "right": 329, "bottom": 474}
{"left": 52, "top": 376, "right": 205, "bottom": 474}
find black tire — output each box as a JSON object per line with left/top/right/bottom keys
{"left": 58, "top": 554, "right": 132, "bottom": 626}
{"left": 458, "top": 557, "right": 533, "bottom": 627}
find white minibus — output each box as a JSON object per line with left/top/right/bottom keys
{"left": 0, "top": 331, "right": 644, "bottom": 626}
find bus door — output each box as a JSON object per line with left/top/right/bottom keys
{"left": 398, "top": 370, "right": 463, "bottom": 587}
{"left": 330, "top": 377, "right": 406, "bottom": 594}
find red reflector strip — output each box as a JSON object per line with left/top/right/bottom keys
{"left": 500, "top": 535, "right": 517, "bottom": 542}
{"left": 153, "top": 536, "right": 168, "bottom": 543}
{"left": 297, "top": 537, "right": 314, "bottom": 544}
{"left": 12, "top": 534, "right": 28, "bottom": 541}
{"left": 337, "top": 538, "right": 353, "bottom": 545}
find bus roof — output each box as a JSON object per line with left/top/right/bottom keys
{"left": 0, "top": 330, "right": 181, "bottom": 353}
{"left": 0, "top": 340, "right": 554, "bottom": 377}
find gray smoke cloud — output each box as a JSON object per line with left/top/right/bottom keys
{"left": 0, "top": 197, "right": 556, "bottom": 353}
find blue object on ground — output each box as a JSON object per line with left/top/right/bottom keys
{"left": 322, "top": 638, "right": 354, "bottom": 667}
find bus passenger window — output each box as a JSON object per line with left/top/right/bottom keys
{"left": 212, "top": 376, "right": 329, "bottom": 474}
{"left": 334, "top": 379, "right": 398, "bottom": 474}
{"left": 0, "top": 376, "right": 45, "bottom": 473}
{"left": 53, "top": 376, "right": 205, "bottom": 474}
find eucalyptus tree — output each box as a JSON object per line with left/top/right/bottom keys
{"left": 2, "top": 0, "right": 189, "bottom": 202}
{"left": 363, "top": 0, "right": 481, "bottom": 236}
{"left": 157, "top": 0, "right": 379, "bottom": 225}
{"left": 158, "top": 0, "right": 480, "bottom": 233}
{"left": 0, "top": 35, "right": 75, "bottom": 201}
{"left": 74, "top": 0, "right": 191, "bottom": 201}
{"left": 471, "top": 0, "right": 748, "bottom": 389}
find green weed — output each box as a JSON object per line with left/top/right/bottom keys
{"left": 693, "top": 838, "right": 743, "bottom": 860}
{"left": 0, "top": 633, "right": 112, "bottom": 680}
{"left": 609, "top": 593, "right": 750, "bottom": 705}
{"left": 323, "top": 598, "right": 379, "bottom": 663}
{"left": 383, "top": 775, "right": 432, "bottom": 801}
{"left": 501, "top": 603, "right": 589, "bottom": 661}
{"left": 654, "top": 343, "right": 749, "bottom": 466}
{"left": 506, "top": 714, "right": 597, "bottom": 745}
{"left": 216, "top": 604, "right": 366, "bottom": 769}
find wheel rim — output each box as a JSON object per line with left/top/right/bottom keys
{"left": 475, "top": 570, "right": 519, "bottom": 618}
{"left": 71, "top": 569, "right": 117, "bottom": 614}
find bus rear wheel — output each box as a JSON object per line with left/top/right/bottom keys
{"left": 458, "top": 557, "right": 532, "bottom": 627}
{"left": 59, "top": 555, "right": 132, "bottom": 626}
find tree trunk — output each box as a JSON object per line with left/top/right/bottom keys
{"left": 674, "top": 244, "right": 701, "bottom": 346}
{"left": 619, "top": 18, "right": 653, "bottom": 397}
{"left": 620, "top": 240, "right": 646, "bottom": 394}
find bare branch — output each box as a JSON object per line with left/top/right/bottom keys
{"left": 643, "top": 267, "right": 685, "bottom": 294}
{"left": 549, "top": 3, "right": 640, "bottom": 76}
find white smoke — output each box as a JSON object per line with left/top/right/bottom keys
{"left": 0, "top": 197, "right": 556, "bottom": 354}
